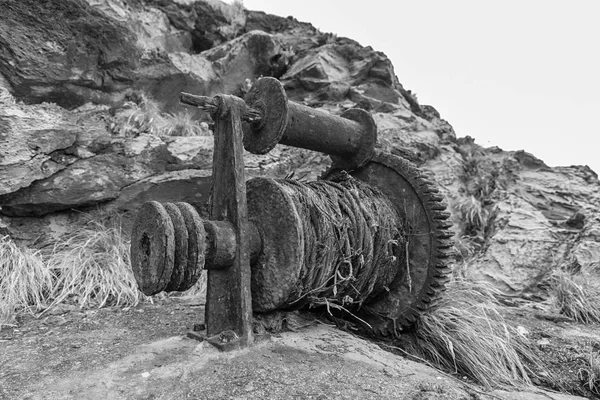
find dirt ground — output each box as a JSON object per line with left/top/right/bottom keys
{"left": 497, "top": 296, "right": 600, "bottom": 399}
{"left": 0, "top": 296, "right": 596, "bottom": 400}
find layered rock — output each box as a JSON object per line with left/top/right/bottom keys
{"left": 1, "top": 0, "right": 598, "bottom": 295}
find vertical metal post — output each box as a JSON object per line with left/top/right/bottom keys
{"left": 205, "top": 95, "right": 253, "bottom": 348}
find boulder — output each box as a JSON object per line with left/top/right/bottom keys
{"left": 0, "top": 99, "right": 80, "bottom": 196}
{"left": 0, "top": 0, "right": 139, "bottom": 108}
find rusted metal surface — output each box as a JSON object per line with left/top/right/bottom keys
{"left": 246, "top": 177, "right": 304, "bottom": 312}
{"left": 130, "top": 201, "right": 175, "bottom": 295}
{"left": 246, "top": 176, "right": 405, "bottom": 313}
{"left": 205, "top": 94, "right": 253, "bottom": 345}
{"left": 174, "top": 202, "right": 206, "bottom": 292}
{"left": 243, "top": 77, "right": 376, "bottom": 167}
{"left": 240, "top": 77, "right": 288, "bottom": 154}
{"left": 330, "top": 108, "right": 377, "bottom": 170}
{"left": 180, "top": 77, "right": 377, "bottom": 168}
{"left": 324, "top": 151, "right": 455, "bottom": 335}
{"left": 204, "top": 221, "right": 262, "bottom": 269}
{"left": 130, "top": 77, "right": 454, "bottom": 346}
{"left": 278, "top": 102, "right": 376, "bottom": 168}
{"left": 163, "top": 203, "right": 188, "bottom": 292}
{"left": 203, "top": 221, "right": 237, "bottom": 270}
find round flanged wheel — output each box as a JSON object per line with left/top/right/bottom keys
{"left": 323, "top": 151, "right": 455, "bottom": 335}
{"left": 242, "top": 77, "right": 289, "bottom": 154}
{"left": 246, "top": 177, "right": 304, "bottom": 312}
{"left": 174, "top": 202, "right": 206, "bottom": 291}
{"left": 163, "top": 203, "right": 189, "bottom": 292}
{"left": 130, "top": 201, "right": 176, "bottom": 295}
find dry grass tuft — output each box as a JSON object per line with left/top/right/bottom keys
{"left": 578, "top": 346, "right": 600, "bottom": 396}
{"left": 42, "top": 221, "right": 145, "bottom": 311}
{"left": 0, "top": 236, "right": 53, "bottom": 327}
{"left": 110, "top": 92, "right": 210, "bottom": 138}
{"left": 110, "top": 93, "right": 162, "bottom": 136}
{"left": 157, "top": 111, "right": 212, "bottom": 137}
{"left": 552, "top": 270, "right": 600, "bottom": 324}
{"left": 400, "top": 277, "right": 545, "bottom": 389}
{"left": 1, "top": 217, "right": 211, "bottom": 326}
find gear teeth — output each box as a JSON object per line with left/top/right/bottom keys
{"left": 436, "top": 239, "right": 454, "bottom": 249}
{"left": 433, "top": 263, "right": 453, "bottom": 272}
{"left": 430, "top": 202, "right": 448, "bottom": 211}
{"left": 433, "top": 211, "right": 452, "bottom": 220}
{"left": 437, "top": 249, "right": 456, "bottom": 259}
{"left": 423, "top": 185, "right": 440, "bottom": 194}
{"left": 430, "top": 276, "right": 451, "bottom": 287}
{"left": 327, "top": 152, "right": 455, "bottom": 336}
{"left": 428, "top": 193, "right": 445, "bottom": 202}
{"left": 434, "top": 265, "right": 453, "bottom": 274}
{"left": 436, "top": 220, "right": 454, "bottom": 229}
{"left": 436, "top": 231, "right": 454, "bottom": 239}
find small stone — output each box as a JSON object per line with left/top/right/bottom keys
{"left": 516, "top": 326, "right": 529, "bottom": 336}
{"left": 141, "top": 372, "right": 150, "bottom": 378}
{"left": 537, "top": 338, "right": 551, "bottom": 349}
{"left": 193, "top": 323, "right": 206, "bottom": 332}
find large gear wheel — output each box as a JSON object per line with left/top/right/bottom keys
{"left": 323, "top": 151, "right": 455, "bottom": 336}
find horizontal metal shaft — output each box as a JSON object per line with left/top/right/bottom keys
{"left": 180, "top": 78, "right": 377, "bottom": 168}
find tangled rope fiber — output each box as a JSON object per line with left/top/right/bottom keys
{"left": 278, "top": 172, "right": 406, "bottom": 311}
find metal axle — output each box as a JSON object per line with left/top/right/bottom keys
{"left": 180, "top": 77, "right": 377, "bottom": 168}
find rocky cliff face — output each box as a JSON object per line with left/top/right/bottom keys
{"left": 1, "top": 0, "right": 598, "bottom": 295}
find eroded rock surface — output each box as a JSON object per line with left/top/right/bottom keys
{"left": 2, "top": 319, "right": 585, "bottom": 400}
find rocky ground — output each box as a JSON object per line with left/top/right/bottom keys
{"left": 0, "top": 296, "right": 598, "bottom": 399}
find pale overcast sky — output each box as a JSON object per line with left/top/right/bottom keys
{"left": 239, "top": 0, "right": 600, "bottom": 174}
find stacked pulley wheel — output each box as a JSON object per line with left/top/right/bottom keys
{"left": 130, "top": 202, "right": 205, "bottom": 295}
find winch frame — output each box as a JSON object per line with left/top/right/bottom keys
{"left": 129, "top": 77, "right": 454, "bottom": 350}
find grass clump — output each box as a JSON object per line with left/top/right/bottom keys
{"left": 578, "top": 346, "right": 600, "bottom": 396}
{"left": 399, "top": 277, "right": 544, "bottom": 389}
{"left": 157, "top": 111, "right": 211, "bottom": 137}
{"left": 110, "top": 92, "right": 211, "bottom": 138}
{"left": 110, "top": 92, "right": 162, "bottom": 137}
{"left": 0, "top": 236, "right": 53, "bottom": 327}
{"left": 42, "top": 221, "right": 145, "bottom": 311}
{"left": 1, "top": 217, "right": 209, "bottom": 327}
{"left": 552, "top": 270, "right": 600, "bottom": 324}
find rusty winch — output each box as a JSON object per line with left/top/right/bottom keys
{"left": 130, "top": 77, "right": 454, "bottom": 349}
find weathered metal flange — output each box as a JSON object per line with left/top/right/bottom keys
{"left": 324, "top": 151, "right": 454, "bottom": 335}
{"left": 130, "top": 201, "right": 175, "bottom": 296}
{"left": 246, "top": 177, "right": 304, "bottom": 312}
{"left": 242, "top": 77, "right": 377, "bottom": 168}
{"left": 174, "top": 202, "right": 206, "bottom": 291}
{"left": 163, "top": 203, "right": 189, "bottom": 292}
{"left": 333, "top": 108, "right": 377, "bottom": 169}
{"left": 242, "top": 77, "right": 289, "bottom": 154}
